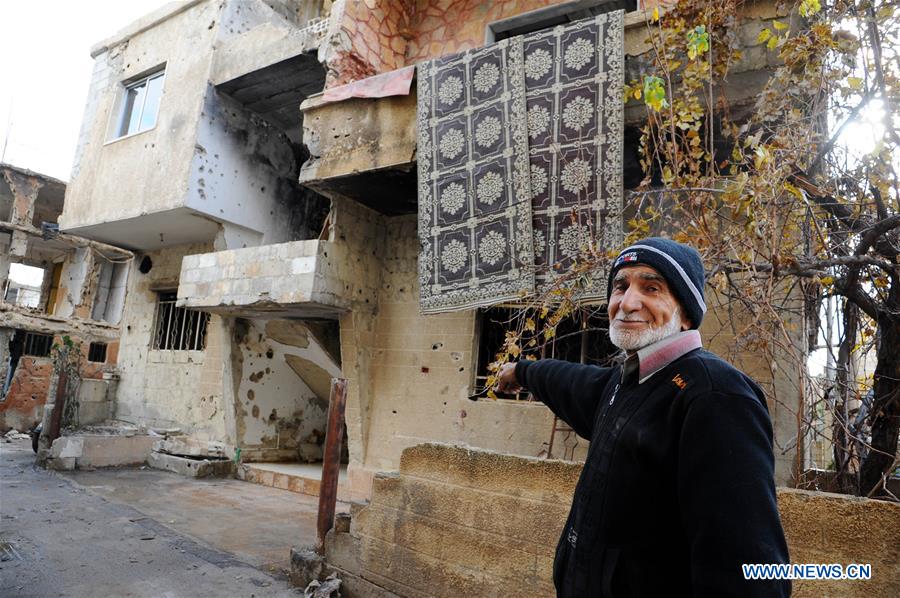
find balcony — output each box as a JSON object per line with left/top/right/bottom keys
{"left": 298, "top": 90, "right": 417, "bottom": 215}
{"left": 176, "top": 239, "right": 374, "bottom": 319}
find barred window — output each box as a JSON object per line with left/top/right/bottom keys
{"left": 474, "top": 306, "right": 616, "bottom": 400}
{"left": 88, "top": 342, "right": 108, "bottom": 363}
{"left": 23, "top": 332, "right": 53, "bottom": 357}
{"left": 151, "top": 292, "right": 210, "bottom": 351}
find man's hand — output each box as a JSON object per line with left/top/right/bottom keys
{"left": 496, "top": 362, "right": 521, "bottom": 394}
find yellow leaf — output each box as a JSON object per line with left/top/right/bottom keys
{"left": 524, "top": 318, "right": 535, "bottom": 332}
{"left": 757, "top": 28, "right": 772, "bottom": 44}
{"left": 633, "top": 88, "right": 642, "bottom": 100}
{"left": 820, "top": 276, "right": 834, "bottom": 285}
{"left": 487, "top": 390, "right": 498, "bottom": 400}
{"left": 773, "top": 20, "right": 788, "bottom": 31}
{"left": 652, "top": 7, "right": 659, "bottom": 22}
{"left": 847, "top": 77, "right": 863, "bottom": 90}
{"left": 766, "top": 36, "right": 778, "bottom": 50}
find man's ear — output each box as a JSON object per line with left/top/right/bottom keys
{"left": 680, "top": 313, "right": 692, "bottom": 331}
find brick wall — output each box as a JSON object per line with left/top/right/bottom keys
{"left": 328, "top": 443, "right": 900, "bottom": 598}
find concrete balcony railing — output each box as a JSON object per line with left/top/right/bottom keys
{"left": 176, "top": 240, "right": 369, "bottom": 319}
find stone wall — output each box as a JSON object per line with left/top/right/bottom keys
{"left": 330, "top": 199, "right": 589, "bottom": 501}
{"left": 113, "top": 243, "right": 230, "bottom": 441}
{"left": 177, "top": 239, "right": 367, "bottom": 315}
{"left": 326, "top": 443, "right": 900, "bottom": 598}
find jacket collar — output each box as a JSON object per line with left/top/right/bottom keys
{"left": 621, "top": 330, "right": 703, "bottom": 385}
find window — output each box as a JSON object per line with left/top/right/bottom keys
{"left": 151, "top": 292, "right": 210, "bottom": 351}
{"left": 485, "top": 0, "right": 636, "bottom": 43}
{"left": 23, "top": 332, "right": 53, "bottom": 357}
{"left": 88, "top": 342, "right": 108, "bottom": 363}
{"left": 91, "top": 259, "right": 129, "bottom": 324}
{"left": 474, "top": 306, "right": 618, "bottom": 400}
{"left": 116, "top": 68, "right": 165, "bottom": 138}
{"left": 4, "top": 263, "right": 46, "bottom": 309}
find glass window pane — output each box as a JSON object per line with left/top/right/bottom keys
{"left": 139, "top": 73, "right": 164, "bottom": 132}
{"left": 120, "top": 83, "right": 146, "bottom": 136}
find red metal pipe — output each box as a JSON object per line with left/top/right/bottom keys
{"left": 316, "top": 377, "right": 347, "bottom": 552}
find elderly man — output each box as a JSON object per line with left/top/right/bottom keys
{"left": 497, "top": 238, "right": 790, "bottom": 597}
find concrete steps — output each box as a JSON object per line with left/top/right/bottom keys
{"left": 237, "top": 462, "right": 350, "bottom": 500}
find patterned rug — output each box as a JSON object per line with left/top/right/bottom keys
{"left": 417, "top": 11, "right": 623, "bottom": 313}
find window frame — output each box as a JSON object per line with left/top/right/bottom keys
{"left": 112, "top": 67, "right": 166, "bottom": 141}
{"left": 484, "top": 0, "right": 636, "bottom": 44}
{"left": 150, "top": 291, "right": 210, "bottom": 352}
{"left": 473, "top": 305, "right": 616, "bottom": 402}
{"left": 23, "top": 332, "right": 53, "bottom": 358}
{"left": 87, "top": 342, "right": 108, "bottom": 364}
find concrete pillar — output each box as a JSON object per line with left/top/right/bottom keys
{"left": 1, "top": 168, "right": 44, "bottom": 256}
{"left": 0, "top": 234, "right": 10, "bottom": 299}
{"left": 0, "top": 328, "right": 11, "bottom": 397}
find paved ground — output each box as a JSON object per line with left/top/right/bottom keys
{"left": 0, "top": 438, "right": 330, "bottom": 597}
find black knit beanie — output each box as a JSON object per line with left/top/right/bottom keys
{"left": 606, "top": 238, "right": 707, "bottom": 330}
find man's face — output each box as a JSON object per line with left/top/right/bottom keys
{"left": 607, "top": 265, "right": 690, "bottom": 351}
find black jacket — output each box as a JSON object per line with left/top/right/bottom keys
{"left": 516, "top": 349, "right": 791, "bottom": 597}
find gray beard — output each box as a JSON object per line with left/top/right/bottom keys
{"left": 609, "top": 308, "right": 682, "bottom": 352}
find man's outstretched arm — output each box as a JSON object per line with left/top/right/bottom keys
{"left": 496, "top": 360, "right": 614, "bottom": 439}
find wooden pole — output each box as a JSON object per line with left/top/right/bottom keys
{"left": 316, "top": 377, "right": 347, "bottom": 553}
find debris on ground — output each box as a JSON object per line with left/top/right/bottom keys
{"left": 3, "top": 429, "right": 31, "bottom": 442}
{"left": 304, "top": 573, "right": 342, "bottom": 598}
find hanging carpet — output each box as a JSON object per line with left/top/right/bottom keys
{"left": 417, "top": 11, "right": 624, "bottom": 313}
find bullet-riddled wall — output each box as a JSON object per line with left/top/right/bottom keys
{"left": 113, "top": 243, "right": 230, "bottom": 440}
{"left": 330, "top": 197, "right": 588, "bottom": 500}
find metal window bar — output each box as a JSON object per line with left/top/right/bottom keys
{"left": 88, "top": 342, "right": 107, "bottom": 363}
{"left": 23, "top": 332, "right": 53, "bottom": 357}
{"left": 152, "top": 294, "right": 209, "bottom": 351}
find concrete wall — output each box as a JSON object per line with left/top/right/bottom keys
{"left": 326, "top": 443, "right": 900, "bottom": 598}
{"left": 231, "top": 318, "right": 340, "bottom": 461}
{"left": 328, "top": 199, "right": 588, "bottom": 500}
{"left": 113, "top": 243, "right": 230, "bottom": 441}
{"left": 61, "top": 0, "right": 220, "bottom": 231}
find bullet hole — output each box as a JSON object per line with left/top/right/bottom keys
{"left": 247, "top": 389, "right": 255, "bottom": 401}
{"left": 443, "top": 401, "right": 447, "bottom": 406}
{"left": 459, "top": 410, "right": 467, "bottom": 418}
{"left": 450, "top": 352, "right": 462, "bottom": 361}
{"left": 432, "top": 342, "right": 443, "bottom": 350}
{"left": 268, "top": 409, "right": 278, "bottom": 422}
{"left": 265, "top": 367, "right": 270, "bottom": 374}
{"left": 392, "top": 410, "right": 397, "bottom": 414}
{"left": 421, "top": 367, "right": 429, "bottom": 373}
{"left": 251, "top": 405, "right": 260, "bottom": 418}
{"left": 458, "top": 367, "right": 465, "bottom": 372}
{"left": 260, "top": 186, "right": 266, "bottom": 192}
{"left": 208, "top": 20, "right": 215, "bottom": 29}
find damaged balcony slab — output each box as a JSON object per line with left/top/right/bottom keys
{"left": 177, "top": 240, "right": 358, "bottom": 319}
{"left": 299, "top": 92, "right": 417, "bottom": 215}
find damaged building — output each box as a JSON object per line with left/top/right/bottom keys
{"left": 54, "top": 0, "right": 802, "bottom": 499}
{"left": 36, "top": 1, "right": 900, "bottom": 596}
{"left": 1, "top": 163, "right": 130, "bottom": 436}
